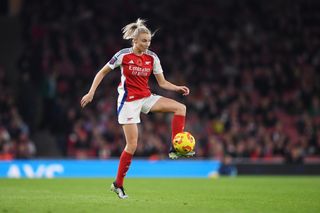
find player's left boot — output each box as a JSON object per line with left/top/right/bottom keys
{"left": 168, "top": 146, "right": 195, "bottom": 159}
{"left": 110, "top": 182, "right": 128, "bottom": 199}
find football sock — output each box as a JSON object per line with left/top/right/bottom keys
{"left": 171, "top": 114, "right": 185, "bottom": 141}
{"left": 115, "top": 150, "right": 133, "bottom": 187}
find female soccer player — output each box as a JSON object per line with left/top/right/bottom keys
{"left": 80, "top": 19, "right": 194, "bottom": 199}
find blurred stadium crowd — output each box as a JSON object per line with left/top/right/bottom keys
{"left": 1, "top": 0, "right": 320, "bottom": 163}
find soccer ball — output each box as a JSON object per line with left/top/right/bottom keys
{"left": 172, "top": 132, "right": 196, "bottom": 154}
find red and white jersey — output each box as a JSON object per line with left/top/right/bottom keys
{"left": 107, "top": 48, "right": 163, "bottom": 102}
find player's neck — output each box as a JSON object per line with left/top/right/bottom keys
{"left": 132, "top": 47, "right": 144, "bottom": 56}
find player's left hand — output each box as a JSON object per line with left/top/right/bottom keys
{"left": 177, "top": 86, "right": 190, "bottom": 96}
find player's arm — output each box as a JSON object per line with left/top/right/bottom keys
{"left": 154, "top": 73, "right": 190, "bottom": 96}
{"left": 80, "top": 64, "right": 112, "bottom": 108}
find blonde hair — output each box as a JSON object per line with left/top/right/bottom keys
{"left": 122, "top": 18, "right": 154, "bottom": 40}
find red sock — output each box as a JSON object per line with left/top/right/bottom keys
{"left": 171, "top": 114, "right": 185, "bottom": 141}
{"left": 115, "top": 150, "right": 133, "bottom": 187}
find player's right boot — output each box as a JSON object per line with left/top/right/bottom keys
{"left": 110, "top": 182, "right": 128, "bottom": 199}
{"left": 168, "top": 146, "right": 195, "bottom": 159}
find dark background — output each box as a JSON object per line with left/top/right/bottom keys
{"left": 0, "top": 0, "right": 320, "bottom": 165}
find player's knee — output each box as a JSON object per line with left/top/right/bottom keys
{"left": 125, "top": 140, "right": 137, "bottom": 154}
{"left": 175, "top": 103, "right": 186, "bottom": 115}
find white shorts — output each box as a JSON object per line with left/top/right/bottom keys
{"left": 117, "top": 94, "right": 162, "bottom": 124}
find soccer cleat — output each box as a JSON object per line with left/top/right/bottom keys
{"left": 110, "top": 182, "right": 128, "bottom": 199}
{"left": 168, "top": 147, "right": 195, "bottom": 159}
{"left": 168, "top": 151, "right": 180, "bottom": 159}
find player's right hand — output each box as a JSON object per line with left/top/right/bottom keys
{"left": 80, "top": 93, "right": 94, "bottom": 108}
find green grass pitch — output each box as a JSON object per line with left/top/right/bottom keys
{"left": 0, "top": 176, "right": 319, "bottom": 213}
